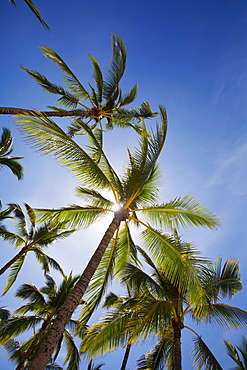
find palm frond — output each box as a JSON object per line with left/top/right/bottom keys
{"left": 21, "top": 66, "right": 79, "bottom": 108}
{"left": 118, "top": 83, "right": 138, "bottom": 107}
{"left": 81, "top": 307, "right": 131, "bottom": 357}
{"left": 89, "top": 54, "right": 103, "bottom": 104}
{"left": 224, "top": 337, "right": 247, "bottom": 369}
{"left": 34, "top": 249, "right": 65, "bottom": 276}
{"left": 0, "top": 316, "right": 42, "bottom": 343}
{"left": 23, "top": 0, "right": 50, "bottom": 29}
{"left": 192, "top": 336, "right": 223, "bottom": 369}
{"left": 15, "top": 282, "right": 46, "bottom": 306}
{"left": 103, "top": 34, "right": 127, "bottom": 101}
{"left": 76, "top": 187, "right": 114, "bottom": 209}
{"left": 136, "top": 334, "right": 173, "bottom": 370}
{"left": 40, "top": 46, "right": 91, "bottom": 102}
{"left": 2, "top": 254, "right": 26, "bottom": 295}
{"left": 140, "top": 228, "right": 208, "bottom": 309}
{"left": 36, "top": 205, "right": 111, "bottom": 229}
{"left": 204, "top": 304, "right": 247, "bottom": 329}
{"left": 214, "top": 257, "right": 242, "bottom": 299}
{"left": 63, "top": 330, "right": 81, "bottom": 370}
{"left": 141, "top": 194, "right": 220, "bottom": 231}
{"left": 17, "top": 114, "right": 113, "bottom": 188}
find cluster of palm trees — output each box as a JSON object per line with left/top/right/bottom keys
{"left": 1, "top": 34, "right": 247, "bottom": 370}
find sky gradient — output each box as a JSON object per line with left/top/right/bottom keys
{"left": 1, "top": 0, "right": 247, "bottom": 368}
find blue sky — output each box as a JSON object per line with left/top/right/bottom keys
{"left": 1, "top": 0, "right": 247, "bottom": 368}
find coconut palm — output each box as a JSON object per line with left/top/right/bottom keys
{"left": 0, "top": 128, "right": 24, "bottom": 180}
{"left": 8, "top": 0, "right": 49, "bottom": 29}
{"left": 224, "top": 336, "right": 247, "bottom": 370}
{"left": 0, "top": 203, "right": 75, "bottom": 294}
{"left": 0, "top": 273, "right": 82, "bottom": 369}
{"left": 21, "top": 109, "right": 220, "bottom": 369}
{"left": 81, "top": 236, "right": 247, "bottom": 370}
{"left": 0, "top": 34, "right": 155, "bottom": 136}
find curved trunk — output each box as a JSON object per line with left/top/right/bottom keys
{"left": 172, "top": 319, "right": 183, "bottom": 370}
{"left": 28, "top": 211, "right": 127, "bottom": 370}
{"left": 0, "top": 246, "right": 27, "bottom": 275}
{"left": 120, "top": 344, "right": 131, "bottom": 370}
{"left": 0, "top": 107, "right": 90, "bottom": 117}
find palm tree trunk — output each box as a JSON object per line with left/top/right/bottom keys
{"left": 0, "top": 107, "right": 90, "bottom": 117}
{"left": 28, "top": 209, "right": 128, "bottom": 370}
{"left": 15, "top": 318, "right": 50, "bottom": 370}
{"left": 120, "top": 344, "right": 131, "bottom": 370}
{"left": 0, "top": 246, "right": 27, "bottom": 275}
{"left": 172, "top": 319, "right": 183, "bottom": 370}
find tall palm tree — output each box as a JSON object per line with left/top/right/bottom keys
{"left": 0, "top": 128, "right": 24, "bottom": 180}
{"left": 0, "top": 273, "right": 82, "bottom": 369}
{"left": 20, "top": 109, "right": 220, "bottom": 369}
{"left": 0, "top": 34, "right": 155, "bottom": 135}
{"left": 224, "top": 336, "right": 247, "bottom": 369}
{"left": 81, "top": 236, "right": 247, "bottom": 370}
{"left": 0, "top": 203, "right": 75, "bottom": 294}
{"left": 8, "top": 0, "right": 50, "bottom": 29}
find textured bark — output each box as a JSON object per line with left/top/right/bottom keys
{"left": 28, "top": 209, "right": 128, "bottom": 370}
{"left": 0, "top": 107, "right": 90, "bottom": 117}
{"left": 15, "top": 319, "right": 50, "bottom": 370}
{"left": 172, "top": 319, "right": 183, "bottom": 370}
{"left": 0, "top": 246, "right": 28, "bottom": 275}
{"left": 120, "top": 344, "right": 131, "bottom": 370}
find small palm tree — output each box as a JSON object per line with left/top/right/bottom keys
{"left": 0, "top": 128, "right": 24, "bottom": 180}
{"left": 0, "top": 34, "right": 155, "bottom": 135}
{"left": 224, "top": 336, "right": 247, "bottom": 370}
{"left": 8, "top": 0, "right": 49, "bottom": 29}
{"left": 0, "top": 273, "right": 82, "bottom": 369}
{"left": 18, "top": 108, "right": 220, "bottom": 369}
{"left": 81, "top": 236, "right": 247, "bottom": 370}
{"left": 0, "top": 203, "right": 75, "bottom": 294}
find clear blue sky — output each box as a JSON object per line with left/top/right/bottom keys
{"left": 1, "top": 0, "right": 247, "bottom": 368}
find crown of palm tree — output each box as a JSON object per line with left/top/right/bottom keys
{"left": 81, "top": 238, "right": 247, "bottom": 370}
{"left": 22, "top": 106, "right": 220, "bottom": 369}
{"left": 0, "top": 273, "right": 82, "bottom": 369}
{"left": 0, "top": 203, "right": 75, "bottom": 294}
{"left": 0, "top": 128, "right": 24, "bottom": 180}
{"left": 1, "top": 34, "right": 156, "bottom": 136}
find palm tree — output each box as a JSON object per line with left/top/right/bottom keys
{"left": 21, "top": 109, "right": 220, "bottom": 369}
{"left": 0, "top": 203, "right": 75, "bottom": 294}
{"left": 0, "top": 34, "right": 155, "bottom": 135}
{"left": 8, "top": 0, "right": 49, "bottom": 29}
{"left": 224, "top": 336, "right": 247, "bottom": 369}
{"left": 0, "top": 128, "right": 24, "bottom": 180}
{"left": 81, "top": 236, "right": 247, "bottom": 370}
{"left": 0, "top": 273, "right": 82, "bottom": 369}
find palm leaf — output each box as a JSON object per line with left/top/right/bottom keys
{"left": 204, "top": 304, "right": 247, "bottom": 329}
{"left": 33, "top": 248, "right": 65, "bottom": 276}
{"left": 136, "top": 334, "right": 173, "bottom": 370}
{"left": 15, "top": 282, "right": 46, "bottom": 309}
{"left": 89, "top": 54, "right": 103, "bottom": 104}
{"left": 0, "top": 316, "right": 42, "bottom": 343}
{"left": 40, "top": 46, "right": 91, "bottom": 102}
{"left": 192, "top": 336, "right": 223, "bottom": 370}
{"left": 63, "top": 330, "right": 81, "bottom": 370}
{"left": 22, "top": 0, "right": 50, "bottom": 29}
{"left": 17, "top": 114, "right": 113, "bottom": 188}
{"left": 103, "top": 34, "right": 127, "bottom": 101}
{"left": 36, "top": 205, "right": 111, "bottom": 229}
{"left": 141, "top": 194, "right": 220, "bottom": 230}
{"left": 21, "top": 66, "right": 79, "bottom": 109}
{"left": 2, "top": 254, "right": 26, "bottom": 295}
